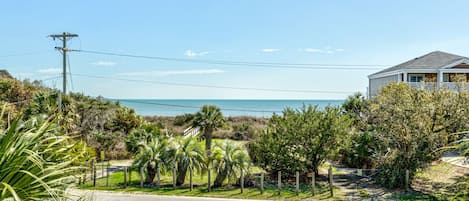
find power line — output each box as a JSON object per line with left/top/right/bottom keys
{"left": 76, "top": 49, "right": 387, "bottom": 71}
{"left": 67, "top": 55, "right": 74, "bottom": 91}
{"left": 72, "top": 73, "right": 356, "bottom": 94}
{"left": 114, "top": 99, "right": 282, "bottom": 113}
{"left": 40, "top": 76, "right": 62, "bottom": 82}
{"left": 0, "top": 51, "right": 52, "bottom": 58}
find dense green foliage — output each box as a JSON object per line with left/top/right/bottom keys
{"left": 334, "top": 84, "right": 469, "bottom": 190}
{"left": 339, "top": 93, "right": 378, "bottom": 168}
{"left": 0, "top": 77, "right": 143, "bottom": 160}
{"left": 368, "top": 83, "right": 469, "bottom": 188}
{"left": 173, "top": 113, "right": 195, "bottom": 126}
{"left": 126, "top": 122, "right": 162, "bottom": 154}
{"left": 0, "top": 115, "right": 89, "bottom": 200}
{"left": 249, "top": 105, "right": 352, "bottom": 177}
{"left": 0, "top": 78, "right": 41, "bottom": 108}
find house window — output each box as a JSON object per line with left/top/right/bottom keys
{"left": 443, "top": 74, "right": 449, "bottom": 82}
{"left": 409, "top": 74, "right": 424, "bottom": 82}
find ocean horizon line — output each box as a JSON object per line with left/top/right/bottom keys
{"left": 114, "top": 99, "right": 345, "bottom": 117}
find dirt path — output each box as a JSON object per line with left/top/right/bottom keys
{"left": 324, "top": 165, "right": 396, "bottom": 201}
{"left": 332, "top": 173, "right": 394, "bottom": 201}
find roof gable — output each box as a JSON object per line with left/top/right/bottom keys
{"left": 369, "top": 51, "right": 469, "bottom": 76}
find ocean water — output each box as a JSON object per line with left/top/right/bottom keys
{"left": 116, "top": 99, "right": 344, "bottom": 117}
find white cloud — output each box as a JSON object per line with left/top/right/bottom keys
{"left": 92, "top": 61, "right": 117, "bottom": 66}
{"left": 261, "top": 48, "right": 280, "bottom": 53}
{"left": 37, "top": 68, "right": 61, "bottom": 74}
{"left": 300, "top": 47, "right": 345, "bottom": 54}
{"left": 184, "top": 50, "right": 209, "bottom": 57}
{"left": 117, "top": 69, "right": 225, "bottom": 77}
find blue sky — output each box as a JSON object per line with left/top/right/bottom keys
{"left": 2, "top": 0, "right": 469, "bottom": 99}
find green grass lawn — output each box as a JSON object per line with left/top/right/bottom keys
{"left": 79, "top": 170, "right": 345, "bottom": 200}
{"left": 80, "top": 139, "right": 345, "bottom": 200}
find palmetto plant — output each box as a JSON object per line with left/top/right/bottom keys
{"left": 0, "top": 115, "right": 87, "bottom": 200}
{"left": 133, "top": 136, "right": 174, "bottom": 184}
{"left": 191, "top": 105, "right": 225, "bottom": 156}
{"left": 212, "top": 140, "right": 250, "bottom": 188}
{"left": 173, "top": 136, "right": 206, "bottom": 186}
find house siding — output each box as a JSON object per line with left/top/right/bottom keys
{"left": 369, "top": 74, "right": 399, "bottom": 97}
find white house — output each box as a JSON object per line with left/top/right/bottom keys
{"left": 368, "top": 51, "right": 469, "bottom": 97}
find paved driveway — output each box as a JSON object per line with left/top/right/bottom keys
{"left": 69, "top": 189, "right": 267, "bottom": 201}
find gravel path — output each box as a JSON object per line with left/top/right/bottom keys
{"left": 68, "top": 189, "right": 268, "bottom": 201}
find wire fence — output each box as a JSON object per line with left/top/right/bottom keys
{"left": 77, "top": 162, "right": 415, "bottom": 200}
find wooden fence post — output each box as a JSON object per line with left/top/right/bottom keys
{"left": 172, "top": 165, "right": 177, "bottom": 189}
{"left": 190, "top": 167, "right": 193, "bottom": 191}
{"left": 277, "top": 171, "right": 281, "bottom": 195}
{"left": 312, "top": 173, "right": 316, "bottom": 196}
{"left": 124, "top": 166, "right": 127, "bottom": 188}
{"left": 129, "top": 167, "right": 132, "bottom": 186}
{"left": 140, "top": 167, "right": 144, "bottom": 188}
{"left": 260, "top": 172, "right": 264, "bottom": 195}
{"left": 208, "top": 166, "right": 211, "bottom": 192}
{"left": 106, "top": 163, "right": 110, "bottom": 187}
{"left": 157, "top": 166, "right": 161, "bottom": 189}
{"left": 405, "top": 169, "right": 409, "bottom": 192}
{"left": 240, "top": 169, "right": 244, "bottom": 193}
{"left": 328, "top": 165, "right": 333, "bottom": 197}
{"left": 83, "top": 165, "right": 87, "bottom": 184}
{"left": 78, "top": 167, "right": 82, "bottom": 185}
{"left": 296, "top": 171, "right": 299, "bottom": 195}
{"left": 92, "top": 160, "right": 96, "bottom": 187}
{"left": 78, "top": 165, "right": 82, "bottom": 185}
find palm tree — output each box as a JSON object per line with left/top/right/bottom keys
{"left": 173, "top": 136, "right": 206, "bottom": 186}
{"left": 192, "top": 105, "right": 225, "bottom": 157}
{"left": 133, "top": 136, "right": 174, "bottom": 184}
{"left": 0, "top": 114, "right": 88, "bottom": 200}
{"left": 212, "top": 140, "right": 250, "bottom": 188}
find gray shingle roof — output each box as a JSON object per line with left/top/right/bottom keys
{"left": 0, "top": 70, "right": 12, "bottom": 79}
{"left": 369, "top": 51, "right": 469, "bottom": 76}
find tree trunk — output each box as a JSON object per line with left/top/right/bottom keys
{"left": 176, "top": 162, "right": 188, "bottom": 185}
{"left": 213, "top": 168, "right": 228, "bottom": 188}
{"left": 205, "top": 130, "right": 213, "bottom": 157}
{"left": 146, "top": 165, "right": 156, "bottom": 184}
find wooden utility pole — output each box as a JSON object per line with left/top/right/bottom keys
{"left": 49, "top": 32, "right": 78, "bottom": 109}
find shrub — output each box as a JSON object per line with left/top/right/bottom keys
{"left": 369, "top": 83, "right": 449, "bottom": 188}
{"left": 174, "top": 113, "right": 195, "bottom": 126}
{"left": 249, "top": 105, "right": 352, "bottom": 177}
